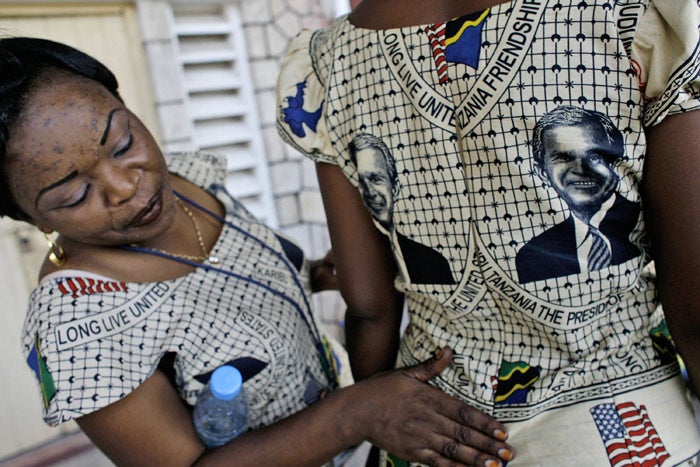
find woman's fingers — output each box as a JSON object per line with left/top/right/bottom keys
{"left": 395, "top": 422, "right": 513, "bottom": 467}
{"left": 403, "top": 347, "right": 510, "bottom": 440}
{"left": 400, "top": 399, "right": 514, "bottom": 466}
{"left": 402, "top": 346, "right": 454, "bottom": 382}
{"left": 436, "top": 421, "right": 515, "bottom": 465}
{"left": 387, "top": 347, "right": 515, "bottom": 466}
{"left": 436, "top": 393, "right": 510, "bottom": 442}
{"left": 412, "top": 437, "right": 511, "bottom": 467}
{"left": 308, "top": 249, "right": 338, "bottom": 292}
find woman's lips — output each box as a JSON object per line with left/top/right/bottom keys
{"left": 126, "top": 191, "right": 163, "bottom": 228}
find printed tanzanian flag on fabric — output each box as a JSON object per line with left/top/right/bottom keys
{"left": 424, "top": 9, "right": 490, "bottom": 83}
{"left": 494, "top": 359, "right": 540, "bottom": 405}
{"left": 27, "top": 334, "right": 56, "bottom": 409}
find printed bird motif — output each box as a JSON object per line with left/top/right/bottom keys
{"left": 282, "top": 81, "right": 323, "bottom": 138}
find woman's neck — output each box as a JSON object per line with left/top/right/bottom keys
{"left": 348, "top": 0, "right": 512, "bottom": 30}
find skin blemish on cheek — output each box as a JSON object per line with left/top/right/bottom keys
{"left": 53, "top": 145, "right": 64, "bottom": 155}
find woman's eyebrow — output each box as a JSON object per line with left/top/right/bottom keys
{"left": 99, "top": 108, "right": 120, "bottom": 146}
{"left": 35, "top": 170, "right": 78, "bottom": 209}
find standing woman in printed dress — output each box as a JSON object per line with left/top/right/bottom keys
{"left": 277, "top": 0, "right": 700, "bottom": 464}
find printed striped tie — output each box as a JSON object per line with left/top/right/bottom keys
{"left": 588, "top": 226, "right": 611, "bottom": 271}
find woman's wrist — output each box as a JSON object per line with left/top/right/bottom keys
{"left": 329, "top": 382, "right": 372, "bottom": 447}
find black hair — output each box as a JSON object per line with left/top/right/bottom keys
{"left": 0, "top": 37, "right": 122, "bottom": 220}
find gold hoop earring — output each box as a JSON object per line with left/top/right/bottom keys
{"left": 44, "top": 233, "right": 66, "bottom": 267}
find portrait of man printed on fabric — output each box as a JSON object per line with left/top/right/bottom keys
{"left": 515, "top": 106, "right": 641, "bottom": 284}
{"left": 349, "top": 133, "right": 456, "bottom": 285}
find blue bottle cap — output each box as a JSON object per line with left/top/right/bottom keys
{"left": 210, "top": 365, "right": 243, "bottom": 400}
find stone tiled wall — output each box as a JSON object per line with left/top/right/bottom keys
{"left": 138, "top": 0, "right": 333, "bottom": 255}
{"left": 136, "top": 0, "right": 194, "bottom": 153}
{"left": 239, "top": 0, "right": 346, "bottom": 341}
{"left": 240, "top": 0, "right": 331, "bottom": 255}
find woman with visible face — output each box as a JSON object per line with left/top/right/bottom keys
{"left": 2, "top": 38, "right": 518, "bottom": 467}
{"left": 5, "top": 71, "right": 183, "bottom": 269}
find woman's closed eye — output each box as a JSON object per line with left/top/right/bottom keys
{"left": 62, "top": 185, "right": 90, "bottom": 208}
{"left": 114, "top": 134, "right": 133, "bottom": 158}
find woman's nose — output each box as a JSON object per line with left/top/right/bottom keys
{"left": 102, "top": 164, "right": 139, "bottom": 206}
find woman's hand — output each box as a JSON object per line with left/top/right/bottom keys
{"left": 351, "top": 347, "right": 515, "bottom": 467}
{"left": 309, "top": 249, "right": 339, "bottom": 292}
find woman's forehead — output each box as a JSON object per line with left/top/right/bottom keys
{"left": 27, "top": 72, "right": 116, "bottom": 116}
{"left": 15, "top": 78, "right": 116, "bottom": 142}
{"left": 6, "top": 77, "right": 118, "bottom": 184}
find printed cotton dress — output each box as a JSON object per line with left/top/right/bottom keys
{"left": 277, "top": 1, "right": 700, "bottom": 465}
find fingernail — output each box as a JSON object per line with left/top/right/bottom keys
{"left": 485, "top": 460, "right": 502, "bottom": 467}
{"left": 434, "top": 347, "right": 446, "bottom": 359}
{"left": 494, "top": 428, "right": 508, "bottom": 441}
{"left": 498, "top": 448, "right": 513, "bottom": 461}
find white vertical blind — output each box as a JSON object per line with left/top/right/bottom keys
{"left": 172, "top": 4, "right": 278, "bottom": 226}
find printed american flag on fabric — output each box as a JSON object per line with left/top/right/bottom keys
{"left": 57, "top": 277, "right": 128, "bottom": 298}
{"left": 423, "top": 23, "right": 449, "bottom": 84}
{"left": 590, "top": 401, "right": 671, "bottom": 467}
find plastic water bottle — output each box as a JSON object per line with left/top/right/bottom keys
{"left": 193, "top": 365, "right": 249, "bottom": 448}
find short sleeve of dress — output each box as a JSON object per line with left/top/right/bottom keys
{"left": 631, "top": 0, "right": 700, "bottom": 126}
{"left": 165, "top": 151, "right": 227, "bottom": 189}
{"left": 276, "top": 30, "right": 336, "bottom": 165}
{"left": 21, "top": 273, "right": 178, "bottom": 426}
